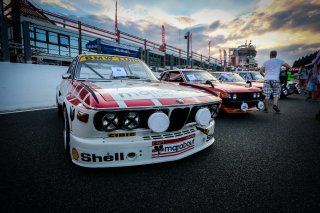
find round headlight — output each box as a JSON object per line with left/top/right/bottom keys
{"left": 257, "top": 93, "right": 260, "bottom": 98}
{"left": 102, "top": 113, "right": 119, "bottom": 131}
{"left": 148, "top": 112, "right": 170, "bottom": 133}
{"left": 232, "top": 94, "right": 237, "bottom": 100}
{"left": 253, "top": 93, "right": 257, "bottom": 98}
{"left": 195, "top": 108, "right": 211, "bottom": 126}
{"left": 123, "top": 112, "right": 140, "bottom": 130}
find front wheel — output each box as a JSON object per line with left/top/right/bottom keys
{"left": 57, "top": 97, "right": 63, "bottom": 116}
{"left": 63, "top": 107, "right": 71, "bottom": 159}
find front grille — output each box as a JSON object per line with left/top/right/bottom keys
{"left": 234, "top": 92, "right": 254, "bottom": 101}
{"left": 167, "top": 107, "right": 190, "bottom": 132}
{"left": 94, "top": 103, "right": 217, "bottom": 132}
{"left": 142, "top": 128, "right": 196, "bottom": 140}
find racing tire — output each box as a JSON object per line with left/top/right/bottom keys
{"left": 57, "top": 104, "right": 63, "bottom": 116}
{"left": 63, "top": 107, "right": 71, "bottom": 160}
{"left": 57, "top": 98, "right": 63, "bottom": 116}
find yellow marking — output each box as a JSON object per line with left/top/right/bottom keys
{"left": 79, "top": 55, "right": 141, "bottom": 62}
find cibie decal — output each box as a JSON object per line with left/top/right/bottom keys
{"left": 152, "top": 134, "right": 195, "bottom": 158}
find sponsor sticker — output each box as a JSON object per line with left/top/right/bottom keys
{"left": 111, "top": 67, "right": 127, "bottom": 77}
{"left": 152, "top": 134, "right": 195, "bottom": 158}
{"left": 80, "top": 55, "right": 141, "bottom": 62}
{"left": 108, "top": 132, "right": 136, "bottom": 137}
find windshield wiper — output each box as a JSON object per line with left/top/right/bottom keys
{"left": 83, "top": 62, "right": 105, "bottom": 79}
{"left": 113, "top": 75, "right": 141, "bottom": 79}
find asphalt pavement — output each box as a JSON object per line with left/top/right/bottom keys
{"left": 1, "top": 94, "right": 319, "bottom": 212}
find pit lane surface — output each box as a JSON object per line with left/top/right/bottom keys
{"left": 1, "top": 94, "right": 319, "bottom": 212}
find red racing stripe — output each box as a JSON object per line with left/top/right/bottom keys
{"left": 124, "top": 99, "right": 155, "bottom": 107}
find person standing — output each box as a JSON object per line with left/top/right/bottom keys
{"left": 298, "top": 65, "right": 308, "bottom": 93}
{"left": 306, "top": 51, "right": 320, "bottom": 101}
{"left": 260, "top": 50, "right": 291, "bottom": 113}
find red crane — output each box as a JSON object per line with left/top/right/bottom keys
{"left": 159, "top": 25, "right": 166, "bottom": 52}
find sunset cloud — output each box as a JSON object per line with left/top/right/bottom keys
{"left": 33, "top": 0, "right": 320, "bottom": 65}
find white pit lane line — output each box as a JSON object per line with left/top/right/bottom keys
{"left": 0, "top": 106, "right": 58, "bottom": 115}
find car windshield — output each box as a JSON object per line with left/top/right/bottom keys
{"left": 251, "top": 72, "right": 264, "bottom": 80}
{"left": 182, "top": 70, "right": 219, "bottom": 83}
{"left": 217, "top": 73, "right": 245, "bottom": 82}
{"left": 76, "top": 55, "right": 158, "bottom": 81}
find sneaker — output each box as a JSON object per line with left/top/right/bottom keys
{"left": 273, "top": 105, "right": 280, "bottom": 113}
{"left": 263, "top": 108, "right": 268, "bottom": 113}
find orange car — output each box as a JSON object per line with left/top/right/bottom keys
{"left": 159, "top": 69, "right": 265, "bottom": 114}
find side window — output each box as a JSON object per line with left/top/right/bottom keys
{"left": 239, "top": 73, "right": 248, "bottom": 80}
{"left": 160, "top": 72, "right": 169, "bottom": 81}
{"left": 67, "top": 58, "right": 77, "bottom": 76}
{"left": 168, "top": 71, "right": 183, "bottom": 82}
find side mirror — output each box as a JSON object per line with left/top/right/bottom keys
{"left": 245, "top": 80, "right": 252, "bottom": 87}
{"left": 62, "top": 73, "right": 71, "bottom": 79}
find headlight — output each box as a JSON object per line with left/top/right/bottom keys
{"left": 123, "top": 112, "right": 140, "bottom": 130}
{"left": 221, "top": 92, "right": 230, "bottom": 98}
{"left": 257, "top": 93, "right": 260, "bottom": 98}
{"left": 102, "top": 113, "right": 119, "bottom": 131}
{"left": 253, "top": 93, "right": 257, "bottom": 98}
{"left": 232, "top": 94, "right": 237, "bottom": 100}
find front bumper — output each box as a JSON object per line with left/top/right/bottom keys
{"left": 69, "top": 122, "right": 215, "bottom": 168}
{"left": 221, "top": 99, "right": 264, "bottom": 113}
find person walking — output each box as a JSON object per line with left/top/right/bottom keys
{"left": 260, "top": 50, "right": 291, "bottom": 113}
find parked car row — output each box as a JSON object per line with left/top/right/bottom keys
{"left": 55, "top": 54, "right": 296, "bottom": 168}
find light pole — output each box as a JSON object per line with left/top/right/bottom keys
{"left": 184, "top": 32, "right": 190, "bottom": 67}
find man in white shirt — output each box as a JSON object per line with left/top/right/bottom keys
{"left": 260, "top": 50, "right": 291, "bottom": 113}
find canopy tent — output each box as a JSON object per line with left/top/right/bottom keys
{"left": 86, "top": 38, "right": 141, "bottom": 58}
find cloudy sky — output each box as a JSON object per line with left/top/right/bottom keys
{"left": 33, "top": 0, "right": 320, "bottom": 66}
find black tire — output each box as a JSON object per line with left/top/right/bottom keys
{"left": 57, "top": 97, "right": 63, "bottom": 116}
{"left": 63, "top": 107, "right": 71, "bottom": 159}
{"left": 58, "top": 104, "right": 63, "bottom": 116}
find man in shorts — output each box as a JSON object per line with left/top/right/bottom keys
{"left": 260, "top": 50, "right": 291, "bottom": 113}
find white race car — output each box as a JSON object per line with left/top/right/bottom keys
{"left": 56, "top": 54, "right": 222, "bottom": 168}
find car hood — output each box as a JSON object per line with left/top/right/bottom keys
{"left": 183, "top": 82, "right": 262, "bottom": 93}
{"left": 219, "top": 81, "right": 263, "bottom": 89}
{"left": 78, "top": 81, "right": 221, "bottom": 109}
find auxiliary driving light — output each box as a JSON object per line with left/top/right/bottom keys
{"left": 148, "top": 112, "right": 170, "bottom": 133}
{"left": 102, "top": 113, "right": 119, "bottom": 131}
{"left": 123, "top": 112, "right": 140, "bottom": 130}
{"left": 195, "top": 108, "right": 211, "bottom": 126}
{"left": 240, "top": 103, "right": 249, "bottom": 112}
{"left": 257, "top": 101, "right": 264, "bottom": 110}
